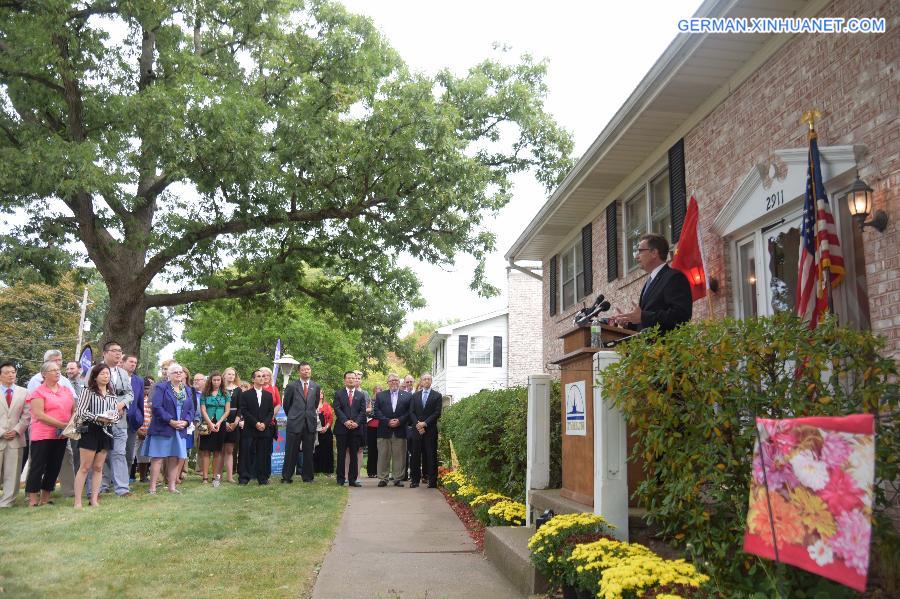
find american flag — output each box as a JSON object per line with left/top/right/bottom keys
{"left": 796, "top": 131, "right": 844, "bottom": 328}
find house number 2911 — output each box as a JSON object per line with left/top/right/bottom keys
{"left": 765, "top": 190, "right": 784, "bottom": 211}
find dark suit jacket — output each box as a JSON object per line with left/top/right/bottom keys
{"left": 409, "top": 388, "right": 442, "bottom": 439}
{"left": 333, "top": 388, "right": 366, "bottom": 437}
{"left": 373, "top": 389, "right": 412, "bottom": 439}
{"left": 636, "top": 264, "right": 693, "bottom": 334}
{"left": 282, "top": 379, "right": 321, "bottom": 434}
{"left": 238, "top": 388, "right": 275, "bottom": 438}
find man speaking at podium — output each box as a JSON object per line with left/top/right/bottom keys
{"left": 610, "top": 233, "right": 692, "bottom": 334}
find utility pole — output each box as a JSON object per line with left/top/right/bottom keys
{"left": 75, "top": 286, "right": 89, "bottom": 358}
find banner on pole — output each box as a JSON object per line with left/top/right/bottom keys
{"left": 743, "top": 414, "right": 874, "bottom": 592}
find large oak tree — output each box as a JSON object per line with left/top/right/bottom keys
{"left": 0, "top": 0, "right": 572, "bottom": 357}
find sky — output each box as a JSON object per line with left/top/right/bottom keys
{"left": 334, "top": 0, "right": 705, "bottom": 332}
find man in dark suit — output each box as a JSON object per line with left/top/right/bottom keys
{"left": 238, "top": 370, "right": 275, "bottom": 485}
{"left": 409, "top": 373, "right": 442, "bottom": 488}
{"left": 611, "top": 233, "right": 692, "bottom": 334}
{"left": 373, "top": 373, "right": 411, "bottom": 487}
{"left": 333, "top": 370, "right": 366, "bottom": 487}
{"left": 281, "top": 362, "right": 320, "bottom": 483}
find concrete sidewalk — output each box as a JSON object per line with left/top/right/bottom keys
{"left": 311, "top": 480, "right": 524, "bottom": 599}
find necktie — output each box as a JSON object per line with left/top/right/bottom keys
{"left": 640, "top": 276, "right": 653, "bottom": 304}
{"left": 348, "top": 389, "right": 353, "bottom": 407}
{"left": 422, "top": 391, "right": 428, "bottom": 409}
{"left": 5, "top": 388, "right": 11, "bottom": 408}
{"left": 302, "top": 381, "right": 308, "bottom": 397}
{"left": 391, "top": 392, "right": 397, "bottom": 412}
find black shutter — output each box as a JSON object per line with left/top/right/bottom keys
{"left": 493, "top": 336, "right": 502, "bottom": 367}
{"left": 458, "top": 335, "right": 468, "bottom": 366}
{"left": 668, "top": 138, "right": 687, "bottom": 243}
{"left": 549, "top": 255, "right": 558, "bottom": 315}
{"left": 606, "top": 202, "right": 618, "bottom": 282}
{"left": 581, "top": 223, "right": 593, "bottom": 296}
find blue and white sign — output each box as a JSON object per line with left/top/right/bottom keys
{"left": 565, "top": 380, "right": 586, "bottom": 436}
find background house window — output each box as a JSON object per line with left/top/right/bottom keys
{"left": 624, "top": 170, "right": 672, "bottom": 272}
{"left": 468, "top": 336, "right": 492, "bottom": 366}
{"left": 560, "top": 239, "right": 585, "bottom": 310}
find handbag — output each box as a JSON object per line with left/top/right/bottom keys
{"left": 62, "top": 412, "right": 82, "bottom": 440}
{"left": 197, "top": 422, "right": 210, "bottom": 436}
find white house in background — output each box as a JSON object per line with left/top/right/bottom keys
{"left": 428, "top": 268, "right": 544, "bottom": 403}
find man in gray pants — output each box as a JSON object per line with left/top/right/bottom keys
{"left": 96, "top": 341, "right": 134, "bottom": 497}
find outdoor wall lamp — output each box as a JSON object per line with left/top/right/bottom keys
{"left": 846, "top": 174, "right": 887, "bottom": 232}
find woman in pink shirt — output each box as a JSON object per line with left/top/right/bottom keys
{"left": 25, "top": 360, "right": 75, "bottom": 507}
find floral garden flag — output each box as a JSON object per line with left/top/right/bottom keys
{"left": 743, "top": 414, "right": 874, "bottom": 592}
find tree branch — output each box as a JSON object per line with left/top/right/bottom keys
{"left": 143, "top": 278, "right": 270, "bottom": 308}
{"left": 138, "top": 196, "right": 385, "bottom": 287}
{"left": 67, "top": 1, "right": 119, "bottom": 21}
{"left": 0, "top": 68, "right": 66, "bottom": 94}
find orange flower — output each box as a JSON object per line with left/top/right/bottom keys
{"left": 747, "top": 488, "right": 805, "bottom": 548}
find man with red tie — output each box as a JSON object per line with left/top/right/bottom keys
{"left": 333, "top": 371, "right": 366, "bottom": 487}
{"left": 281, "top": 362, "right": 321, "bottom": 484}
{"left": 0, "top": 361, "right": 30, "bottom": 507}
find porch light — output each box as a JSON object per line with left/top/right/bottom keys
{"left": 845, "top": 174, "right": 887, "bottom": 232}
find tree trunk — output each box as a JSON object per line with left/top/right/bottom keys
{"left": 101, "top": 286, "right": 147, "bottom": 358}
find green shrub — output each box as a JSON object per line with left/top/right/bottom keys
{"left": 601, "top": 313, "right": 898, "bottom": 596}
{"left": 440, "top": 383, "right": 562, "bottom": 501}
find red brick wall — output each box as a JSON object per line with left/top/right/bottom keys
{"left": 542, "top": 0, "right": 899, "bottom": 371}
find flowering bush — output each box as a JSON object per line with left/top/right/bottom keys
{"left": 438, "top": 469, "right": 468, "bottom": 495}
{"left": 471, "top": 492, "right": 511, "bottom": 525}
{"left": 454, "top": 483, "right": 481, "bottom": 505}
{"left": 598, "top": 553, "right": 709, "bottom": 599}
{"left": 487, "top": 499, "right": 526, "bottom": 526}
{"left": 528, "top": 513, "right": 615, "bottom": 589}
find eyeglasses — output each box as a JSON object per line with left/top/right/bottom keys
{"left": 634, "top": 247, "right": 652, "bottom": 254}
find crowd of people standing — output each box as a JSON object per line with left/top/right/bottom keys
{"left": 0, "top": 343, "right": 443, "bottom": 508}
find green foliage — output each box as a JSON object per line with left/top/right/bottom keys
{"left": 0, "top": 0, "right": 573, "bottom": 355}
{"left": 174, "top": 294, "right": 362, "bottom": 393}
{"left": 0, "top": 277, "right": 80, "bottom": 384}
{"left": 600, "top": 313, "right": 899, "bottom": 596}
{"left": 441, "top": 383, "right": 561, "bottom": 501}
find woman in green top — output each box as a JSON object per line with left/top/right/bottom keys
{"left": 198, "top": 371, "right": 230, "bottom": 487}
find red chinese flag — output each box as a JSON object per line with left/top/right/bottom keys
{"left": 671, "top": 196, "right": 707, "bottom": 301}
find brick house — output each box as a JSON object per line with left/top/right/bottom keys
{"left": 506, "top": 0, "right": 898, "bottom": 370}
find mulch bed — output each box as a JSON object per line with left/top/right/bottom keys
{"left": 440, "top": 488, "right": 486, "bottom": 551}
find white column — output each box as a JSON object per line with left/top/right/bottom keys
{"left": 593, "top": 351, "right": 629, "bottom": 541}
{"left": 526, "top": 373, "right": 552, "bottom": 526}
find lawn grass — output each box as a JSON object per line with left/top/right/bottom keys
{"left": 0, "top": 475, "right": 347, "bottom": 598}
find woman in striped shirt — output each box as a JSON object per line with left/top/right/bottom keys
{"left": 73, "top": 364, "right": 120, "bottom": 508}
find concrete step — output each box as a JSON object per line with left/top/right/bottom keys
{"left": 484, "top": 525, "right": 548, "bottom": 597}
{"left": 529, "top": 489, "right": 660, "bottom": 538}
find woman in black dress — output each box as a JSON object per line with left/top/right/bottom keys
{"left": 313, "top": 388, "right": 334, "bottom": 474}
{"left": 221, "top": 367, "right": 242, "bottom": 483}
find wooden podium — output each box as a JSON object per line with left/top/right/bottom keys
{"left": 552, "top": 323, "right": 635, "bottom": 507}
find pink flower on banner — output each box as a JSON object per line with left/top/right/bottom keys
{"left": 764, "top": 421, "right": 798, "bottom": 455}
{"left": 753, "top": 447, "right": 798, "bottom": 490}
{"left": 821, "top": 432, "right": 851, "bottom": 468}
{"left": 789, "top": 450, "right": 829, "bottom": 491}
{"left": 807, "top": 539, "right": 834, "bottom": 567}
{"left": 831, "top": 509, "right": 871, "bottom": 576}
{"left": 818, "top": 467, "right": 863, "bottom": 515}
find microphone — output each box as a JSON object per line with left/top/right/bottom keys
{"left": 602, "top": 330, "right": 643, "bottom": 348}
{"left": 575, "top": 298, "right": 612, "bottom": 325}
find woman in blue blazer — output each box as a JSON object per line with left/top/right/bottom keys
{"left": 142, "top": 363, "right": 194, "bottom": 494}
